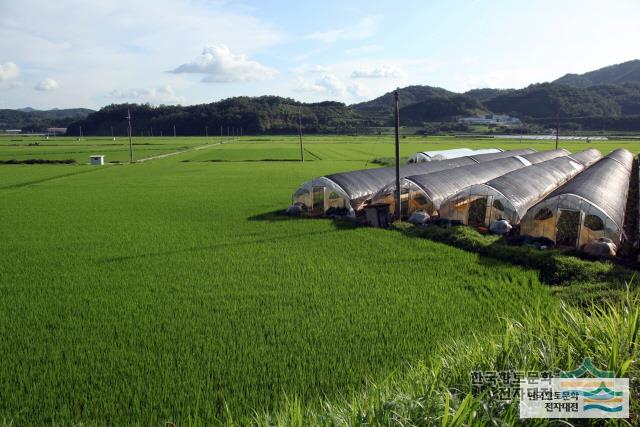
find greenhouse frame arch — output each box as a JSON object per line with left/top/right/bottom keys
{"left": 371, "top": 149, "right": 570, "bottom": 218}
{"left": 520, "top": 148, "right": 633, "bottom": 249}
{"left": 291, "top": 149, "right": 536, "bottom": 217}
{"left": 439, "top": 148, "right": 603, "bottom": 229}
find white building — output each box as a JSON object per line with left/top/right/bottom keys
{"left": 459, "top": 114, "right": 521, "bottom": 125}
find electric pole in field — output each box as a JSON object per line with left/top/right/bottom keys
{"left": 126, "top": 109, "right": 133, "bottom": 163}
{"left": 555, "top": 112, "right": 560, "bottom": 150}
{"left": 394, "top": 90, "right": 401, "bottom": 220}
{"left": 173, "top": 124, "right": 176, "bottom": 137}
{"left": 298, "top": 107, "right": 304, "bottom": 162}
{"left": 205, "top": 125, "right": 208, "bottom": 137}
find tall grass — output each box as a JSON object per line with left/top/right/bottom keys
{"left": 258, "top": 287, "right": 639, "bottom": 426}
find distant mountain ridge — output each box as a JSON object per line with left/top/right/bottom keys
{"left": 0, "top": 108, "right": 94, "bottom": 131}
{"left": 553, "top": 60, "right": 640, "bottom": 88}
{"left": 351, "top": 85, "right": 456, "bottom": 112}
{"left": 5, "top": 59, "right": 640, "bottom": 133}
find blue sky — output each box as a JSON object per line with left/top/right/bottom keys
{"left": 1, "top": 0, "right": 639, "bottom": 109}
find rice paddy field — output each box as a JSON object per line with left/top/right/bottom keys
{"left": 1, "top": 134, "right": 639, "bottom": 424}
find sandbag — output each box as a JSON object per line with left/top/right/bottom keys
{"left": 286, "top": 204, "right": 303, "bottom": 216}
{"left": 583, "top": 238, "right": 617, "bottom": 257}
{"left": 408, "top": 210, "right": 430, "bottom": 225}
{"left": 489, "top": 219, "right": 512, "bottom": 235}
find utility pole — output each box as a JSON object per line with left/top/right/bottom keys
{"left": 79, "top": 125, "right": 83, "bottom": 138}
{"left": 126, "top": 109, "right": 133, "bottom": 163}
{"left": 110, "top": 126, "right": 114, "bottom": 139}
{"left": 298, "top": 107, "right": 304, "bottom": 162}
{"left": 394, "top": 90, "right": 401, "bottom": 220}
{"left": 173, "top": 124, "right": 176, "bottom": 137}
{"left": 205, "top": 126, "right": 208, "bottom": 137}
{"left": 555, "top": 111, "right": 559, "bottom": 150}
{"left": 220, "top": 126, "right": 223, "bottom": 140}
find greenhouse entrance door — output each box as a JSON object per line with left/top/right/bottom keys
{"left": 468, "top": 197, "right": 488, "bottom": 227}
{"left": 556, "top": 209, "right": 580, "bottom": 247}
{"left": 311, "top": 186, "right": 325, "bottom": 216}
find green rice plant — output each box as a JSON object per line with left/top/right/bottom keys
{"left": 258, "top": 287, "right": 639, "bottom": 426}
{"left": 1, "top": 136, "right": 637, "bottom": 425}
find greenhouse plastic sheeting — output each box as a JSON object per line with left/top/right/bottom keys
{"left": 325, "top": 149, "right": 536, "bottom": 202}
{"left": 373, "top": 149, "right": 570, "bottom": 216}
{"left": 291, "top": 149, "right": 537, "bottom": 216}
{"left": 440, "top": 149, "right": 602, "bottom": 226}
{"left": 520, "top": 149, "right": 633, "bottom": 247}
{"left": 567, "top": 148, "right": 602, "bottom": 166}
{"left": 407, "top": 147, "right": 503, "bottom": 163}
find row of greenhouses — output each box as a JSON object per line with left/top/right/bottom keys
{"left": 291, "top": 147, "right": 636, "bottom": 253}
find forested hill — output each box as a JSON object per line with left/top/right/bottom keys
{"left": 483, "top": 82, "right": 640, "bottom": 118}
{"left": 554, "top": 60, "right": 640, "bottom": 88}
{"left": 66, "top": 97, "right": 379, "bottom": 136}
{"left": 0, "top": 108, "right": 93, "bottom": 131}
{"left": 26, "top": 59, "right": 640, "bottom": 134}
{"left": 350, "top": 85, "right": 455, "bottom": 112}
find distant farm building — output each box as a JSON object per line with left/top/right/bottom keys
{"left": 3, "top": 129, "right": 22, "bottom": 134}
{"left": 47, "top": 127, "right": 67, "bottom": 135}
{"left": 459, "top": 114, "right": 521, "bottom": 125}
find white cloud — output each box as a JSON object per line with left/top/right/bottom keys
{"left": 315, "top": 74, "right": 348, "bottom": 96}
{"left": 306, "top": 16, "right": 380, "bottom": 43}
{"left": 295, "top": 74, "right": 347, "bottom": 96}
{"left": 290, "top": 64, "right": 332, "bottom": 75}
{"left": 0, "top": 62, "right": 20, "bottom": 82}
{"left": 0, "top": 0, "right": 283, "bottom": 107}
{"left": 295, "top": 74, "right": 372, "bottom": 100}
{"left": 345, "top": 44, "right": 382, "bottom": 55}
{"left": 34, "top": 78, "right": 59, "bottom": 91}
{"left": 351, "top": 65, "right": 406, "bottom": 79}
{"left": 172, "top": 45, "right": 278, "bottom": 83}
{"left": 110, "top": 85, "right": 183, "bottom": 104}
{"left": 294, "top": 78, "right": 326, "bottom": 93}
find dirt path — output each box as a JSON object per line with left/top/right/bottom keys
{"left": 136, "top": 141, "right": 223, "bottom": 162}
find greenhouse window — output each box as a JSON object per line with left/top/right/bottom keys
{"left": 492, "top": 199, "right": 504, "bottom": 211}
{"left": 534, "top": 208, "right": 553, "bottom": 221}
{"left": 413, "top": 194, "right": 428, "bottom": 206}
{"left": 584, "top": 214, "right": 604, "bottom": 231}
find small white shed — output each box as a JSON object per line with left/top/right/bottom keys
{"left": 90, "top": 155, "right": 105, "bottom": 165}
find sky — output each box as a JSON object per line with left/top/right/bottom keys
{"left": 1, "top": 0, "right": 639, "bottom": 110}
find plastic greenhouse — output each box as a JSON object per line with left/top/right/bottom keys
{"left": 371, "top": 149, "right": 570, "bottom": 218}
{"left": 520, "top": 148, "right": 633, "bottom": 248}
{"left": 291, "top": 149, "right": 536, "bottom": 217}
{"left": 439, "top": 149, "right": 603, "bottom": 228}
{"left": 407, "top": 148, "right": 503, "bottom": 163}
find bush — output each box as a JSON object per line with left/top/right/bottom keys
{"left": 394, "top": 222, "right": 627, "bottom": 286}
{"left": 0, "top": 158, "right": 76, "bottom": 165}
